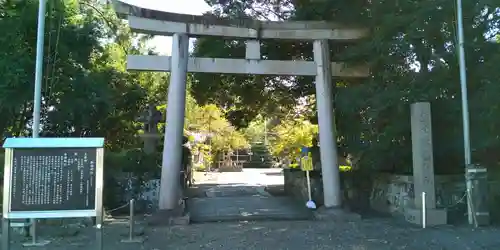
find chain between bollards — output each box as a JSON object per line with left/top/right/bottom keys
{"left": 19, "top": 219, "right": 50, "bottom": 247}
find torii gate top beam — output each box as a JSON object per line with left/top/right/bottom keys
{"left": 113, "top": 0, "right": 368, "bottom": 41}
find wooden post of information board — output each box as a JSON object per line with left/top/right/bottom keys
{"left": 1, "top": 138, "right": 105, "bottom": 250}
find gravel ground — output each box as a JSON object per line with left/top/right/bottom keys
{"left": 4, "top": 217, "right": 500, "bottom": 250}
{"left": 5, "top": 171, "right": 499, "bottom": 249}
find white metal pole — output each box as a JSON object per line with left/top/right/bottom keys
{"left": 422, "top": 192, "right": 427, "bottom": 229}
{"left": 30, "top": 0, "right": 48, "bottom": 243}
{"left": 121, "top": 199, "right": 143, "bottom": 243}
{"left": 455, "top": 0, "right": 474, "bottom": 225}
{"left": 128, "top": 199, "right": 134, "bottom": 240}
{"left": 32, "top": 0, "right": 47, "bottom": 138}
{"left": 306, "top": 170, "right": 312, "bottom": 201}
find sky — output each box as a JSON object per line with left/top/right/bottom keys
{"left": 125, "top": 0, "right": 212, "bottom": 55}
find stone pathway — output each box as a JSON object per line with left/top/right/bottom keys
{"left": 188, "top": 169, "right": 313, "bottom": 222}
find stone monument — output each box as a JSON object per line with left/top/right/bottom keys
{"left": 138, "top": 103, "right": 162, "bottom": 154}
{"left": 404, "top": 102, "right": 447, "bottom": 226}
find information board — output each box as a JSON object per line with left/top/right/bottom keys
{"left": 2, "top": 137, "right": 104, "bottom": 219}
{"left": 2, "top": 138, "right": 105, "bottom": 250}
{"left": 10, "top": 148, "right": 97, "bottom": 212}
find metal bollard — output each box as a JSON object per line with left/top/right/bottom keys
{"left": 2, "top": 218, "right": 10, "bottom": 250}
{"left": 21, "top": 219, "right": 50, "bottom": 247}
{"left": 129, "top": 199, "right": 134, "bottom": 240}
{"left": 422, "top": 192, "right": 426, "bottom": 229}
{"left": 30, "top": 219, "right": 37, "bottom": 244}
{"left": 467, "top": 188, "right": 479, "bottom": 228}
{"left": 121, "top": 199, "right": 144, "bottom": 243}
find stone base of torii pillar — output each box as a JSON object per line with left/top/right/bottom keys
{"left": 140, "top": 130, "right": 191, "bottom": 226}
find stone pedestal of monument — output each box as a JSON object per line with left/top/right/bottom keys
{"left": 404, "top": 102, "right": 447, "bottom": 226}
{"left": 404, "top": 206, "right": 447, "bottom": 226}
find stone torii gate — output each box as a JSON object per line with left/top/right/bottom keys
{"left": 113, "top": 1, "right": 369, "bottom": 211}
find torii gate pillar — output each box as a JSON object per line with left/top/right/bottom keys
{"left": 159, "top": 33, "right": 189, "bottom": 210}
{"left": 314, "top": 40, "right": 342, "bottom": 208}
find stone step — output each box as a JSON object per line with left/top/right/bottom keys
{"left": 244, "top": 161, "right": 273, "bottom": 165}
{"left": 205, "top": 187, "right": 262, "bottom": 197}
{"left": 188, "top": 196, "right": 313, "bottom": 223}
{"left": 190, "top": 211, "right": 313, "bottom": 223}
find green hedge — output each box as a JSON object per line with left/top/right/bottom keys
{"left": 0, "top": 153, "right": 3, "bottom": 177}
{"left": 103, "top": 149, "right": 161, "bottom": 210}
{"left": 0, "top": 150, "right": 160, "bottom": 211}
{"left": 0, "top": 149, "right": 161, "bottom": 209}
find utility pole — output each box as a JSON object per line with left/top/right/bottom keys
{"left": 29, "top": 0, "right": 48, "bottom": 243}
{"left": 455, "top": 0, "right": 473, "bottom": 225}
{"left": 33, "top": 0, "right": 47, "bottom": 138}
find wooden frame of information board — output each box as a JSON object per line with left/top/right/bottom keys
{"left": 2, "top": 137, "right": 105, "bottom": 249}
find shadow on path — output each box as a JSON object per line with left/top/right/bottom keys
{"left": 186, "top": 172, "right": 312, "bottom": 223}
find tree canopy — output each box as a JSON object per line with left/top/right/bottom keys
{"left": 0, "top": 0, "right": 149, "bottom": 149}
{"left": 2, "top": 0, "right": 500, "bottom": 175}
{"left": 0, "top": 0, "right": 246, "bottom": 157}
{"left": 191, "top": 0, "right": 500, "bottom": 173}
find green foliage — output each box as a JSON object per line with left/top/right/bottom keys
{"left": 192, "top": 104, "right": 248, "bottom": 151}
{"left": 0, "top": 1, "right": 170, "bottom": 209}
{"left": 193, "top": 162, "right": 208, "bottom": 171}
{"left": 196, "top": 0, "right": 500, "bottom": 174}
{"left": 243, "top": 117, "right": 266, "bottom": 143}
{"left": 103, "top": 149, "right": 161, "bottom": 209}
{"left": 269, "top": 118, "right": 318, "bottom": 160}
{"left": 185, "top": 98, "right": 249, "bottom": 166}
{"left": 0, "top": 1, "right": 165, "bottom": 150}
{"left": 0, "top": 0, "right": 250, "bottom": 204}
{"left": 191, "top": 143, "right": 212, "bottom": 170}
